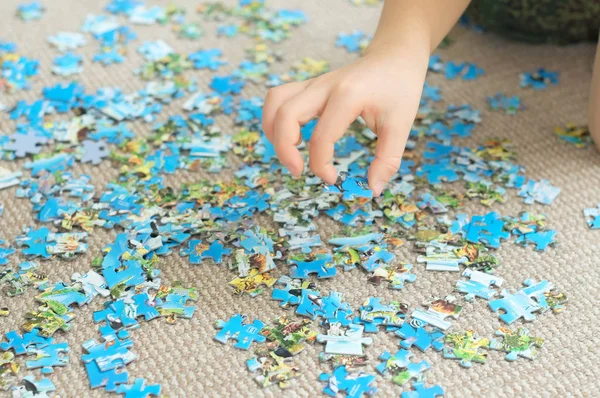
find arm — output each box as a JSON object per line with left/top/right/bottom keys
{"left": 262, "top": 0, "right": 471, "bottom": 195}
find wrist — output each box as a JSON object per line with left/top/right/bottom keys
{"left": 363, "top": 22, "right": 431, "bottom": 66}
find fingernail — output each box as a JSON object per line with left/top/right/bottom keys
{"left": 373, "top": 181, "right": 385, "bottom": 196}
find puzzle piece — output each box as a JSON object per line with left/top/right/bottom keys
{"left": 319, "top": 366, "right": 377, "bottom": 398}
{"left": 83, "top": 359, "right": 129, "bottom": 392}
{"left": 229, "top": 269, "right": 276, "bottom": 297}
{"left": 188, "top": 48, "right": 227, "bottom": 70}
{"left": 247, "top": 352, "right": 300, "bottom": 389}
{"left": 336, "top": 31, "right": 370, "bottom": 53}
{"left": 324, "top": 173, "right": 373, "bottom": 201}
{"left": 271, "top": 275, "right": 317, "bottom": 308}
{"left": 489, "top": 327, "right": 544, "bottom": 362}
{"left": 260, "top": 316, "right": 317, "bottom": 356}
{"left": 317, "top": 324, "right": 372, "bottom": 356}
{"left": 47, "top": 32, "right": 87, "bottom": 52}
{"left": 394, "top": 321, "right": 445, "bottom": 352}
{"left": 210, "top": 75, "right": 245, "bottom": 94}
{"left": 488, "top": 279, "right": 554, "bottom": 324}
{"left": 368, "top": 263, "right": 416, "bottom": 290}
{"left": 52, "top": 52, "right": 83, "bottom": 76}
{"left": 518, "top": 179, "right": 560, "bottom": 205}
{"left": 455, "top": 269, "right": 504, "bottom": 301}
{"left": 583, "top": 203, "right": 600, "bottom": 229}
{"left": 443, "top": 329, "right": 490, "bottom": 368}
{"left": 411, "top": 296, "right": 462, "bottom": 331}
{"left": 214, "top": 314, "right": 266, "bottom": 350}
{"left": 3, "top": 131, "right": 48, "bottom": 158}
{"left": 11, "top": 375, "right": 56, "bottom": 398}
{"left": 22, "top": 307, "right": 73, "bottom": 337}
{"left": 0, "top": 240, "right": 16, "bottom": 266}
{"left": 80, "top": 139, "right": 110, "bottom": 165}
{"left": 360, "top": 298, "right": 407, "bottom": 327}
{"left": 25, "top": 341, "right": 68, "bottom": 374}
{"left": 289, "top": 254, "right": 336, "bottom": 279}
{"left": 201, "top": 240, "right": 232, "bottom": 264}
{"left": 416, "top": 160, "right": 459, "bottom": 185}
{"left": 519, "top": 68, "right": 559, "bottom": 90}
{"left": 16, "top": 227, "right": 54, "bottom": 259}
{"left": 46, "top": 232, "right": 88, "bottom": 259}
{"left": 463, "top": 212, "right": 510, "bottom": 249}
{"left": 514, "top": 227, "right": 557, "bottom": 251}
{"left": 376, "top": 349, "right": 430, "bottom": 386}
{"left": 116, "top": 378, "right": 161, "bottom": 398}
{"left": 401, "top": 382, "right": 445, "bottom": 398}
{"left": 358, "top": 245, "right": 395, "bottom": 272}
{"left": 1, "top": 329, "right": 51, "bottom": 355}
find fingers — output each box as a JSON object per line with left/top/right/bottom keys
{"left": 309, "top": 91, "right": 363, "bottom": 184}
{"left": 272, "top": 86, "right": 330, "bottom": 177}
{"left": 262, "top": 80, "right": 311, "bottom": 143}
{"left": 368, "top": 113, "right": 410, "bottom": 196}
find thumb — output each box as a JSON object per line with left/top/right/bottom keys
{"left": 367, "top": 113, "right": 410, "bottom": 196}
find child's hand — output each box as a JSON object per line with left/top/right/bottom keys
{"left": 262, "top": 50, "right": 428, "bottom": 196}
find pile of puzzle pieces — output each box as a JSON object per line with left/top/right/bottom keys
{"left": 0, "top": 0, "right": 574, "bottom": 397}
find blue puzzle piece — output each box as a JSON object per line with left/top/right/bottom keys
{"left": 0, "top": 240, "right": 16, "bottom": 266}
{"left": 519, "top": 68, "right": 559, "bottom": 90}
{"left": 210, "top": 75, "right": 245, "bottom": 94}
{"left": 94, "top": 48, "right": 125, "bottom": 65}
{"left": 214, "top": 314, "right": 266, "bottom": 350}
{"left": 84, "top": 360, "right": 129, "bottom": 392}
{"left": 325, "top": 174, "right": 373, "bottom": 201}
{"left": 131, "top": 293, "right": 161, "bottom": 321}
{"left": 157, "top": 293, "right": 195, "bottom": 320}
{"left": 289, "top": 254, "right": 336, "bottom": 279}
{"left": 270, "top": 276, "right": 314, "bottom": 308}
{"left": 464, "top": 212, "right": 510, "bottom": 249}
{"left": 16, "top": 227, "right": 54, "bottom": 259}
{"left": 514, "top": 229, "right": 557, "bottom": 251}
{"left": 318, "top": 291, "right": 354, "bottom": 326}
{"left": 188, "top": 48, "right": 227, "bottom": 70}
{"left": 81, "top": 338, "right": 136, "bottom": 372}
{"left": 52, "top": 52, "right": 83, "bottom": 76}
{"left": 394, "top": 322, "right": 445, "bottom": 352}
{"left": 116, "top": 378, "right": 161, "bottom": 398}
{"left": 201, "top": 240, "right": 232, "bottom": 264}
{"left": 102, "top": 259, "right": 146, "bottom": 289}
{"left": 1, "top": 329, "right": 51, "bottom": 355}
{"left": 179, "top": 239, "right": 203, "bottom": 264}
{"left": 360, "top": 246, "right": 395, "bottom": 272}
{"left": 26, "top": 341, "right": 69, "bottom": 374}
{"left": 336, "top": 31, "right": 369, "bottom": 53}
{"left": 416, "top": 159, "right": 459, "bottom": 185}
{"left": 402, "top": 382, "right": 445, "bottom": 398}
{"left": 296, "top": 289, "right": 324, "bottom": 320}
{"left": 319, "top": 366, "right": 377, "bottom": 398}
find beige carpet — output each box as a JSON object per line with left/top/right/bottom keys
{"left": 1, "top": 0, "right": 600, "bottom": 397}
